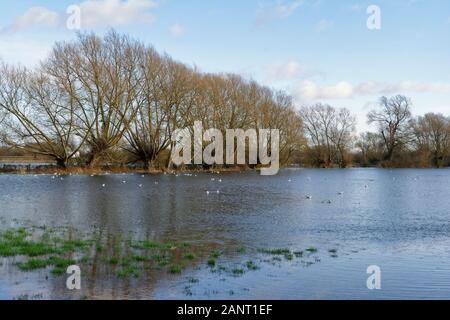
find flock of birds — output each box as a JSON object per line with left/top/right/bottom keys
{"left": 48, "top": 171, "right": 226, "bottom": 195}
{"left": 45, "top": 171, "right": 405, "bottom": 205}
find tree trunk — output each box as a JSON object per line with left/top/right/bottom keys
{"left": 56, "top": 158, "right": 67, "bottom": 169}
{"left": 86, "top": 153, "right": 100, "bottom": 168}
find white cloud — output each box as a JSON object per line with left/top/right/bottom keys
{"left": 293, "top": 80, "right": 450, "bottom": 101}
{"left": 274, "top": 0, "right": 303, "bottom": 18}
{"left": 1, "top": 7, "right": 60, "bottom": 33}
{"left": 315, "top": 19, "right": 333, "bottom": 32}
{"left": 266, "top": 60, "right": 304, "bottom": 81}
{"left": 0, "top": 37, "right": 52, "bottom": 66}
{"left": 256, "top": 0, "right": 303, "bottom": 25}
{"left": 77, "top": 0, "right": 158, "bottom": 27}
{"left": 1, "top": 0, "right": 159, "bottom": 33}
{"left": 169, "top": 23, "right": 185, "bottom": 38}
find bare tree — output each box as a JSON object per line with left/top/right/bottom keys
{"left": 0, "top": 63, "right": 87, "bottom": 167}
{"left": 413, "top": 113, "right": 450, "bottom": 167}
{"left": 355, "top": 132, "right": 384, "bottom": 166}
{"left": 45, "top": 31, "right": 143, "bottom": 167}
{"left": 329, "top": 108, "right": 356, "bottom": 167}
{"left": 0, "top": 30, "right": 307, "bottom": 170}
{"left": 124, "top": 49, "right": 197, "bottom": 169}
{"left": 367, "top": 95, "right": 412, "bottom": 162}
{"left": 300, "top": 104, "right": 355, "bottom": 167}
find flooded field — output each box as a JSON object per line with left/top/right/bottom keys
{"left": 1, "top": 169, "right": 450, "bottom": 300}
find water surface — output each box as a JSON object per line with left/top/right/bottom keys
{"left": 1, "top": 169, "right": 450, "bottom": 299}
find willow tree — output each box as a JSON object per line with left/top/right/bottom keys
{"left": 0, "top": 63, "right": 88, "bottom": 167}
{"left": 413, "top": 113, "right": 450, "bottom": 167}
{"left": 124, "top": 48, "right": 197, "bottom": 169}
{"left": 299, "top": 104, "right": 336, "bottom": 167}
{"left": 45, "top": 31, "right": 142, "bottom": 167}
{"left": 329, "top": 108, "right": 356, "bottom": 167}
{"left": 368, "top": 95, "right": 412, "bottom": 162}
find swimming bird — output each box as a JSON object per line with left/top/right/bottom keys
{"left": 306, "top": 195, "right": 312, "bottom": 200}
{"left": 138, "top": 184, "right": 143, "bottom": 188}
{"left": 206, "top": 191, "right": 210, "bottom": 195}
{"left": 102, "top": 184, "right": 106, "bottom": 188}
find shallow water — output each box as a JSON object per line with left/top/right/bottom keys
{"left": 1, "top": 168, "right": 450, "bottom": 300}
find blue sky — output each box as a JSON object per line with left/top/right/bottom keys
{"left": 1, "top": 0, "right": 450, "bottom": 131}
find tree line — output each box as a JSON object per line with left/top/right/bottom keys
{"left": 300, "top": 95, "right": 450, "bottom": 168}
{"left": 0, "top": 30, "right": 449, "bottom": 170}
{"left": 0, "top": 30, "right": 303, "bottom": 170}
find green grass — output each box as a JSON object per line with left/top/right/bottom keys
{"left": 3, "top": 227, "right": 329, "bottom": 284}
{"left": 284, "top": 253, "right": 294, "bottom": 260}
{"left": 131, "top": 255, "right": 148, "bottom": 262}
{"left": 259, "top": 248, "right": 291, "bottom": 255}
{"left": 16, "top": 259, "right": 50, "bottom": 271}
{"left": 231, "top": 268, "right": 245, "bottom": 275}
{"left": 0, "top": 233, "right": 57, "bottom": 257}
{"left": 47, "top": 256, "right": 76, "bottom": 269}
{"left": 182, "top": 253, "right": 195, "bottom": 260}
{"left": 16, "top": 256, "right": 75, "bottom": 272}
{"left": 0, "top": 229, "right": 95, "bottom": 258}
{"left": 294, "top": 251, "right": 304, "bottom": 257}
{"left": 117, "top": 265, "right": 140, "bottom": 278}
{"left": 207, "top": 259, "right": 216, "bottom": 267}
{"left": 51, "top": 267, "right": 66, "bottom": 276}
{"left": 246, "top": 260, "right": 259, "bottom": 270}
{"left": 168, "top": 264, "right": 183, "bottom": 274}
{"left": 210, "top": 250, "right": 222, "bottom": 258}
{"left": 60, "top": 239, "right": 92, "bottom": 252}
{"left": 237, "top": 247, "right": 246, "bottom": 254}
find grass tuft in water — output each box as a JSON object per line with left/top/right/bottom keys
{"left": 246, "top": 260, "right": 259, "bottom": 270}
{"left": 168, "top": 264, "right": 183, "bottom": 274}
{"left": 117, "top": 265, "right": 140, "bottom": 278}
{"left": 182, "top": 253, "right": 195, "bottom": 260}
{"left": 207, "top": 259, "right": 216, "bottom": 267}
{"left": 259, "top": 248, "right": 291, "bottom": 255}
{"left": 210, "top": 250, "right": 222, "bottom": 258}
{"left": 16, "top": 259, "right": 50, "bottom": 271}
{"left": 231, "top": 268, "right": 245, "bottom": 275}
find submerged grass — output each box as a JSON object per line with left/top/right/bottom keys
{"left": 16, "top": 256, "right": 76, "bottom": 272}
{"left": 1, "top": 227, "right": 334, "bottom": 284}
{"left": 259, "top": 248, "right": 291, "bottom": 255}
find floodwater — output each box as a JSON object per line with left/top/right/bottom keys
{"left": 1, "top": 168, "right": 450, "bottom": 300}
